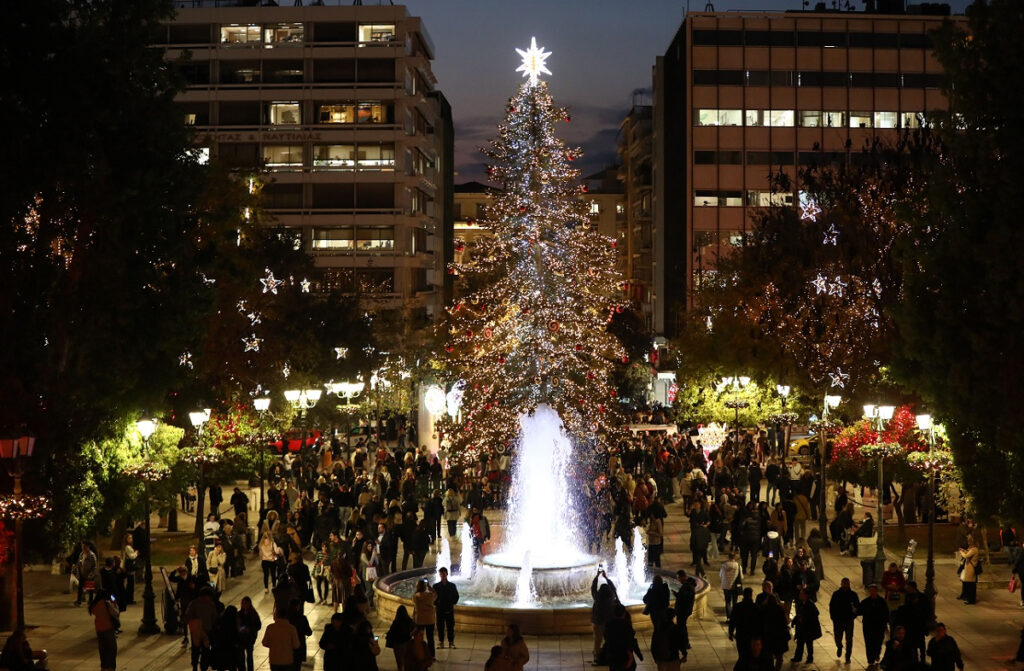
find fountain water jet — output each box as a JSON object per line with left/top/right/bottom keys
{"left": 457, "top": 521, "right": 474, "bottom": 579}
{"left": 513, "top": 551, "right": 535, "bottom": 607}
{"left": 630, "top": 527, "right": 647, "bottom": 590}
{"left": 435, "top": 536, "right": 452, "bottom": 583}
{"left": 614, "top": 538, "right": 630, "bottom": 592}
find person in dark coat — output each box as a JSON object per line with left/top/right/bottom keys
{"left": 210, "top": 605, "right": 241, "bottom": 671}
{"left": 729, "top": 588, "right": 758, "bottom": 656}
{"left": 432, "top": 567, "right": 460, "bottom": 649}
{"left": 238, "top": 597, "right": 261, "bottom": 671}
{"left": 591, "top": 571, "right": 617, "bottom": 664}
{"left": 650, "top": 608, "right": 688, "bottom": 666}
{"left": 733, "top": 637, "right": 776, "bottom": 671}
{"left": 319, "top": 613, "right": 349, "bottom": 671}
{"left": 860, "top": 584, "right": 890, "bottom": 666}
{"left": 603, "top": 604, "right": 641, "bottom": 671}
{"left": 674, "top": 571, "right": 696, "bottom": 653}
{"left": 643, "top": 575, "right": 671, "bottom": 625}
{"left": 829, "top": 577, "right": 860, "bottom": 663}
{"left": 881, "top": 625, "right": 915, "bottom": 671}
{"left": 927, "top": 623, "right": 964, "bottom": 671}
{"left": 894, "top": 583, "right": 928, "bottom": 662}
{"left": 790, "top": 589, "right": 821, "bottom": 663}
{"left": 758, "top": 588, "right": 790, "bottom": 669}
{"left": 209, "top": 485, "right": 223, "bottom": 520}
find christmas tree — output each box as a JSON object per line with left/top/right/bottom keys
{"left": 442, "top": 39, "right": 626, "bottom": 461}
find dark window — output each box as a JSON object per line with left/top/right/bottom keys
{"left": 821, "top": 72, "right": 850, "bottom": 87}
{"left": 175, "top": 62, "right": 210, "bottom": 86}
{"left": 312, "top": 184, "right": 355, "bottom": 209}
{"left": 265, "top": 60, "right": 304, "bottom": 84}
{"left": 901, "top": 73, "right": 943, "bottom": 88}
{"left": 218, "top": 102, "right": 260, "bottom": 125}
{"left": 694, "top": 151, "right": 742, "bottom": 165}
{"left": 924, "top": 73, "right": 944, "bottom": 88}
{"left": 355, "top": 183, "right": 394, "bottom": 209}
{"left": 693, "top": 29, "right": 742, "bottom": 46}
{"left": 693, "top": 70, "right": 744, "bottom": 86}
{"left": 221, "top": 60, "right": 261, "bottom": 84}
{"left": 168, "top": 24, "right": 210, "bottom": 45}
{"left": 874, "top": 73, "right": 901, "bottom": 88}
{"left": 848, "top": 32, "right": 874, "bottom": 48}
{"left": 312, "top": 22, "right": 357, "bottom": 42}
{"left": 262, "top": 183, "right": 303, "bottom": 209}
{"left": 770, "top": 70, "right": 795, "bottom": 87}
{"left": 693, "top": 70, "right": 717, "bottom": 85}
{"left": 313, "top": 59, "right": 355, "bottom": 83}
{"left": 799, "top": 151, "right": 846, "bottom": 166}
{"left": 747, "top": 70, "right": 770, "bottom": 86}
{"left": 744, "top": 30, "right": 795, "bottom": 46}
{"left": 850, "top": 72, "right": 874, "bottom": 87}
{"left": 900, "top": 33, "right": 933, "bottom": 49}
{"left": 747, "top": 151, "right": 794, "bottom": 165}
{"left": 218, "top": 143, "right": 259, "bottom": 168}
{"left": 874, "top": 33, "right": 900, "bottom": 48}
{"left": 798, "top": 71, "right": 822, "bottom": 87}
{"left": 179, "top": 102, "right": 210, "bottom": 126}
{"left": 357, "top": 59, "right": 395, "bottom": 83}
{"left": 797, "top": 32, "right": 847, "bottom": 48}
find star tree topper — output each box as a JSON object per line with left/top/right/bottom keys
{"left": 515, "top": 37, "right": 552, "bottom": 86}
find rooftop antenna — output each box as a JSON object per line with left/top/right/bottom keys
{"left": 705, "top": 1, "right": 715, "bottom": 9}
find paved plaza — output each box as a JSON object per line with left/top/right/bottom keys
{"left": 21, "top": 495, "right": 1024, "bottom": 671}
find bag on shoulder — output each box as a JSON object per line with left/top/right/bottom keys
{"left": 956, "top": 560, "right": 965, "bottom": 574}
{"left": 975, "top": 559, "right": 983, "bottom": 575}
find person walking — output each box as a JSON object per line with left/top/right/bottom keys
{"left": 185, "top": 587, "right": 219, "bottom": 671}
{"left": 957, "top": 537, "right": 980, "bottom": 605}
{"left": 926, "top": 623, "right": 964, "bottom": 671}
{"left": 733, "top": 637, "right": 775, "bottom": 671}
{"left": 90, "top": 590, "right": 119, "bottom": 671}
{"left": 386, "top": 605, "right": 415, "bottom": 671}
{"left": 258, "top": 533, "right": 280, "bottom": 593}
{"left": 231, "top": 487, "right": 250, "bottom": 517}
{"left": 860, "top": 584, "right": 889, "bottom": 667}
{"left": 350, "top": 619, "right": 382, "bottom": 671}
{"left": 262, "top": 606, "right": 300, "bottom": 671}
{"left": 719, "top": 553, "right": 743, "bottom": 621}
{"left": 501, "top": 623, "right": 530, "bottom": 671}
{"left": 790, "top": 589, "right": 821, "bottom": 664}
{"left": 647, "top": 514, "right": 665, "bottom": 568}
{"left": 433, "top": 567, "right": 459, "bottom": 649}
{"left": 729, "top": 588, "right": 758, "bottom": 657}
{"left": 286, "top": 598, "right": 312, "bottom": 667}
{"left": 759, "top": 589, "right": 790, "bottom": 669}
{"left": 442, "top": 487, "right": 462, "bottom": 538}
{"left": 829, "top": 577, "right": 859, "bottom": 664}
{"left": 238, "top": 596, "right": 262, "bottom": 671}
{"left": 651, "top": 609, "right": 688, "bottom": 670}
{"left": 413, "top": 579, "right": 437, "bottom": 658}
{"left": 881, "top": 625, "right": 915, "bottom": 671}
{"left": 674, "top": 570, "right": 696, "bottom": 653}
{"left": 319, "top": 613, "right": 347, "bottom": 671}
{"left": 210, "top": 605, "right": 242, "bottom": 671}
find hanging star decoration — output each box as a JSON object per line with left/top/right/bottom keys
{"left": 872, "top": 278, "right": 883, "bottom": 298}
{"left": 800, "top": 197, "right": 822, "bottom": 222}
{"left": 236, "top": 299, "right": 248, "bottom": 313}
{"left": 247, "top": 312, "right": 262, "bottom": 326}
{"left": 249, "top": 384, "right": 264, "bottom": 398}
{"left": 242, "top": 334, "right": 262, "bottom": 352}
{"left": 828, "top": 276, "right": 847, "bottom": 297}
{"left": 300, "top": 278, "right": 311, "bottom": 293}
{"left": 199, "top": 273, "right": 216, "bottom": 286}
{"left": 515, "top": 37, "right": 552, "bottom": 86}
{"left": 811, "top": 274, "right": 828, "bottom": 294}
{"left": 282, "top": 362, "right": 291, "bottom": 379}
{"left": 334, "top": 347, "right": 348, "bottom": 360}
{"left": 823, "top": 224, "right": 839, "bottom": 246}
{"left": 179, "top": 352, "right": 193, "bottom": 369}
{"left": 260, "top": 269, "right": 283, "bottom": 295}
{"left": 829, "top": 369, "right": 850, "bottom": 388}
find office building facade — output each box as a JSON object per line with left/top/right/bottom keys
{"left": 161, "top": 2, "right": 452, "bottom": 317}
{"left": 653, "top": 7, "right": 955, "bottom": 335}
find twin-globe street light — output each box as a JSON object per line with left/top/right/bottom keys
{"left": 863, "top": 403, "right": 896, "bottom": 582}
{"left": 134, "top": 418, "right": 160, "bottom": 635}
{"left": 719, "top": 375, "right": 751, "bottom": 431}
{"left": 816, "top": 394, "right": 842, "bottom": 537}
{"left": 914, "top": 412, "right": 939, "bottom": 620}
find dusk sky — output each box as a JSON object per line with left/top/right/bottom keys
{"left": 407, "top": 0, "right": 971, "bottom": 183}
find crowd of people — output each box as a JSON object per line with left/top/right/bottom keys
{"left": 60, "top": 416, "right": 1024, "bottom": 670}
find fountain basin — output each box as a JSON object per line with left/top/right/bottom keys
{"left": 480, "top": 552, "right": 599, "bottom": 598}
{"left": 375, "top": 566, "right": 711, "bottom": 636}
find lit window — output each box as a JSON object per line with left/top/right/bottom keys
{"left": 357, "top": 143, "right": 395, "bottom": 170}
{"left": 849, "top": 112, "right": 873, "bottom": 128}
{"left": 264, "top": 23, "right": 304, "bottom": 45}
{"left": 822, "top": 111, "right": 846, "bottom": 128}
{"left": 319, "top": 104, "right": 353, "bottom": 124}
{"left": 356, "top": 227, "right": 395, "bottom": 250}
{"left": 263, "top": 145, "right": 303, "bottom": 167}
{"left": 900, "top": 112, "right": 922, "bottom": 129}
{"left": 767, "top": 110, "right": 795, "bottom": 127}
{"left": 188, "top": 147, "right": 210, "bottom": 165}
{"left": 744, "top": 110, "right": 763, "bottom": 127}
{"left": 695, "top": 109, "right": 742, "bottom": 126}
{"left": 358, "top": 24, "right": 396, "bottom": 43}
{"left": 746, "top": 190, "right": 793, "bottom": 207}
{"left": 589, "top": 201, "right": 601, "bottom": 214}
{"left": 355, "top": 102, "right": 385, "bottom": 123}
{"left": 616, "top": 203, "right": 625, "bottom": 214}
{"left": 798, "top": 110, "right": 822, "bottom": 127}
{"left": 694, "top": 191, "right": 719, "bottom": 207}
{"left": 220, "top": 25, "right": 260, "bottom": 45}
{"left": 728, "top": 232, "right": 745, "bottom": 246}
{"left": 313, "top": 145, "right": 356, "bottom": 169}
{"left": 874, "top": 111, "right": 898, "bottom": 129}
{"left": 311, "top": 228, "right": 354, "bottom": 250}
{"left": 268, "top": 102, "right": 300, "bottom": 125}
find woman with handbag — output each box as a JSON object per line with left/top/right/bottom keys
{"left": 207, "top": 542, "right": 228, "bottom": 594}
{"left": 957, "top": 537, "right": 980, "bottom": 605}
{"left": 257, "top": 533, "right": 280, "bottom": 594}
{"left": 90, "top": 589, "right": 119, "bottom": 671}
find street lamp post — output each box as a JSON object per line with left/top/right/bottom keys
{"left": 253, "top": 397, "right": 271, "bottom": 513}
{"left": 135, "top": 418, "right": 161, "bottom": 635}
{"left": 863, "top": 404, "right": 896, "bottom": 582}
{"left": 0, "top": 434, "right": 44, "bottom": 631}
{"left": 916, "top": 413, "right": 938, "bottom": 622}
{"left": 817, "top": 394, "right": 842, "bottom": 537}
{"left": 189, "top": 410, "right": 211, "bottom": 541}
{"left": 720, "top": 375, "right": 750, "bottom": 433}
{"left": 776, "top": 384, "right": 791, "bottom": 457}
{"left": 284, "top": 389, "right": 322, "bottom": 455}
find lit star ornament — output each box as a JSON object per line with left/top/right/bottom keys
{"left": 828, "top": 276, "right": 848, "bottom": 297}
{"left": 334, "top": 347, "right": 348, "bottom": 360}
{"left": 823, "top": 224, "right": 839, "bottom": 246}
{"left": 242, "top": 334, "right": 262, "bottom": 353}
{"left": 515, "top": 37, "right": 552, "bottom": 86}
{"left": 260, "top": 269, "right": 283, "bottom": 295}
{"left": 829, "top": 369, "right": 850, "bottom": 388}
{"left": 179, "top": 352, "right": 193, "bottom": 369}
{"left": 811, "top": 274, "right": 828, "bottom": 294}
{"left": 300, "top": 278, "right": 311, "bottom": 293}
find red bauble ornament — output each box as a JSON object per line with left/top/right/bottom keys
{"left": 447, "top": 267, "right": 456, "bottom": 275}
{"left": 575, "top": 343, "right": 583, "bottom": 352}
{"left": 599, "top": 405, "right": 606, "bottom": 413}
{"left": 445, "top": 345, "right": 454, "bottom": 353}
{"left": 587, "top": 372, "right": 595, "bottom": 380}
{"left": 621, "top": 356, "right": 629, "bottom": 363}
{"left": 611, "top": 241, "right": 618, "bottom": 249}
{"left": 580, "top": 184, "right": 589, "bottom": 193}
{"left": 565, "top": 114, "right": 571, "bottom": 122}
{"left": 615, "top": 305, "right": 624, "bottom": 314}
{"left": 519, "top": 205, "right": 527, "bottom": 213}
{"left": 498, "top": 356, "right": 507, "bottom": 364}
{"left": 610, "top": 390, "right": 618, "bottom": 398}
{"left": 465, "top": 329, "right": 474, "bottom": 338}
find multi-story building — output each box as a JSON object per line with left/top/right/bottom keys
{"left": 161, "top": 1, "right": 452, "bottom": 318}
{"left": 617, "top": 97, "right": 654, "bottom": 332}
{"left": 653, "top": 5, "right": 957, "bottom": 336}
